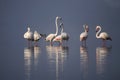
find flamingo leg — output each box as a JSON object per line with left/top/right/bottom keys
{"left": 34, "top": 41, "right": 38, "bottom": 46}
{"left": 102, "top": 40, "right": 106, "bottom": 46}
{"left": 27, "top": 40, "right": 31, "bottom": 47}
{"left": 59, "top": 41, "right": 62, "bottom": 46}
{"left": 81, "top": 41, "right": 84, "bottom": 46}
{"left": 84, "top": 40, "right": 86, "bottom": 47}
{"left": 50, "top": 42, "right": 53, "bottom": 46}
{"left": 82, "top": 41, "right": 83, "bottom": 46}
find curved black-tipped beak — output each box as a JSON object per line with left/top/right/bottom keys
{"left": 60, "top": 25, "right": 62, "bottom": 28}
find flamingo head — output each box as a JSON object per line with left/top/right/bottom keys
{"left": 85, "top": 25, "right": 89, "bottom": 32}
{"left": 56, "top": 16, "right": 62, "bottom": 20}
{"left": 96, "top": 26, "right": 101, "bottom": 32}
{"left": 27, "top": 27, "right": 30, "bottom": 31}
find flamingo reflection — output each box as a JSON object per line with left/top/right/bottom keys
{"left": 96, "top": 45, "right": 112, "bottom": 75}
{"left": 24, "top": 46, "right": 41, "bottom": 80}
{"left": 80, "top": 45, "right": 88, "bottom": 80}
{"left": 46, "top": 45, "right": 69, "bottom": 80}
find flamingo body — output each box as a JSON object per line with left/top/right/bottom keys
{"left": 34, "top": 31, "right": 41, "bottom": 42}
{"left": 24, "top": 27, "right": 33, "bottom": 41}
{"left": 53, "top": 35, "right": 62, "bottom": 43}
{"left": 80, "top": 25, "right": 89, "bottom": 45}
{"left": 46, "top": 34, "right": 56, "bottom": 42}
{"left": 98, "top": 32, "right": 112, "bottom": 41}
{"left": 80, "top": 32, "right": 88, "bottom": 41}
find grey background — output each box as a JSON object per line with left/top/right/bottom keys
{"left": 0, "top": 0, "right": 120, "bottom": 80}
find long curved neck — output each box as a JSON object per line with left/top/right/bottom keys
{"left": 83, "top": 25, "right": 87, "bottom": 33}
{"left": 96, "top": 27, "right": 101, "bottom": 39}
{"left": 61, "top": 25, "right": 64, "bottom": 34}
{"left": 28, "top": 27, "right": 30, "bottom": 32}
{"left": 55, "top": 18, "right": 58, "bottom": 36}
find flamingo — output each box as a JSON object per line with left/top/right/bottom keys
{"left": 96, "top": 26, "right": 112, "bottom": 45}
{"left": 45, "top": 16, "right": 62, "bottom": 45}
{"left": 80, "top": 24, "right": 89, "bottom": 46}
{"left": 24, "top": 27, "right": 33, "bottom": 45}
{"left": 60, "top": 23, "right": 69, "bottom": 41}
{"left": 33, "top": 30, "right": 41, "bottom": 46}
{"left": 53, "top": 23, "right": 69, "bottom": 45}
{"left": 53, "top": 33, "right": 63, "bottom": 45}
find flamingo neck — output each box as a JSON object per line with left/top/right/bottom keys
{"left": 96, "top": 27, "right": 101, "bottom": 39}
{"left": 55, "top": 18, "right": 58, "bottom": 36}
{"left": 83, "top": 25, "right": 87, "bottom": 33}
{"left": 61, "top": 25, "right": 64, "bottom": 34}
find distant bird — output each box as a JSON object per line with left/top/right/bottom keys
{"left": 24, "top": 27, "right": 33, "bottom": 45}
{"left": 80, "top": 24, "right": 89, "bottom": 46}
{"left": 96, "top": 26, "right": 112, "bottom": 45}
{"left": 53, "top": 23, "right": 69, "bottom": 45}
{"left": 45, "top": 16, "right": 62, "bottom": 45}
{"left": 33, "top": 30, "right": 41, "bottom": 46}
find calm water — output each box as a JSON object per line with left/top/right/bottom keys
{"left": 1, "top": 0, "right": 120, "bottom": 80}
{"left": 0, "top": 24, "right": 120, "bottom": 80}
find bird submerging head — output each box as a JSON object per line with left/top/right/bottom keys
{"left": 33, "top": 30, "right": 41, "bottom": 46}
{"left": 24, "top": 26, "right": 44, "bottom": 46}
{"left": 96, "top": 26, "right": 112, "bottom": 45}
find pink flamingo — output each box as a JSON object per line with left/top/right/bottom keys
{"left": 96, "top": 26, "right": 112, "bottom": 45}
{"left": 80, "top": 24, "right": 89, "bottom": 46}
{"left": 45, "top": 16, "right": 62, "bottom": 45}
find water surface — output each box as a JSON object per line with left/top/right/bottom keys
{"left": 0, "top": 0, "right": 120, "bottom": 80}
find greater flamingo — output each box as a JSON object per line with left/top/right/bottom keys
{"left": 24, "top": 27, "right": 33, "bottom": 45}
{"left": 33, "top": 30, "right": 41, "bottom": 46}
{"left": 53, "top": 23, "right": 69, "bottom": 45}
{"left": 53, "top": 33, "right": 63, "bottom": 45}
{"left": 60, "top": 23, "right": 69, "bottom": 41}
{"left": 80, "top": 24, "right": 89, "bottom": 46}
{"left": 96, "top": 26, "right": 112, "bottom": 45}
{"left": 45, "top": 16, "right": 62, "bottom": 45}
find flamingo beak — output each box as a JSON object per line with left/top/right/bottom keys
{"left": 60, "top": 17, "right": 62, "bottom": 20}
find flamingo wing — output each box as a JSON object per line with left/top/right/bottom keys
{"left": 53, "top": 35, "right": 62, "bottom": 42}
{"left": 46, "top": 34, "right": 56, "bottom": 42}
{"left": 100, "top": 32, "right": 112, "bottom": 40}
{"left": 80, "top": 32, "right": 88, "bottom": 41}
